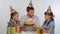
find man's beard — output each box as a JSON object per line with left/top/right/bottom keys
{"left": 29, "top": 15, "right": 34, "bottom": 17}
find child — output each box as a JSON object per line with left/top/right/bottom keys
{"left": 8, "top": 7, "right": 20, "bottom": 27}
{"left": 7, "top": 7, "right": 21, "bottom": 34}
{"left": 42, "top": 5, "right": 55, "bottom": 34}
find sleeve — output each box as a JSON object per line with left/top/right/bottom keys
{"left": 34, "top": 16, "right": 40, "bottom": 28}
{"left": 20, "top": 16, "right": 25, "bottom": 27}
{"left": 43, "top": 25, "right": 49, "bottom": 28}
{"left": 50, "top": 21, "right": 55, "bottom": 28}
{"left": 9, "top": 21, "right": 14, "bottom": 25}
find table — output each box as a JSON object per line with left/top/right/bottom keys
{"left": 15, "top": 31, "right": 50, "bottom": 34}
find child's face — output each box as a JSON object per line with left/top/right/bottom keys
{"left": 45, "top": 14, "right": 51, "bottom": 20}
{"left": 13, "top": 13, "right": 19, "bottom": 21}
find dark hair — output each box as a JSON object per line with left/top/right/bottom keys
{"left": 26, "top": 7, "right": 34, "bottom": 12}
{"left": 44, "top": 12, "right": 54, "bottom": 16}
{"left": 10, "top": 12, "right": 18, "bottom": 19}
{"left": 44, "top": 18, "right": 54, "bottom": 26}
{"left": 44, "top": 12, "right": 54, "bottom": 26}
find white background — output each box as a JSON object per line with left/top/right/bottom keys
{"left": 0, "top": 0, "right": 60, "bottom": 34}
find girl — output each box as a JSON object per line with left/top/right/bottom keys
{"left": 8, "top": 7, "right": 20, "bottom": 27}
{"left": 42, "top": 6, "right": 55, "bottom": 34}
{"left": 7, "top": 7, "right": 21, "bottom": 34}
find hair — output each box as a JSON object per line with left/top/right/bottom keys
{"left": 44, "top": 11, "right": 54, "bottom": 16}
{"left": 26, "top": 7, "right": 34, "bottom": 12}
{"left": 10, "top": 12, "right": 18, "bottom": 19}
{"left": 44, "top": 12, "right": 54, "bottom": 26}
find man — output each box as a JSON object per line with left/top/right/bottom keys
{"left": 20, "top": 0, "right": 40, "bottom": 31}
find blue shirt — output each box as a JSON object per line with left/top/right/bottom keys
{"left": 43, "top": 21, "right": 55, "bottom": 34}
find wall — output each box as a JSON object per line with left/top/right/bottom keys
{"left": 0, "top": 0, "right": 60, "bottom": 34}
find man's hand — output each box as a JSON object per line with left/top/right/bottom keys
{"left": 30, "top": 26, "right": 37, "bottom": 31}
{"left": 22, "top": 25, "right": 37, "bottom": 31}
{"left": 22, "top": 26, "right": 27, "bottom": 30}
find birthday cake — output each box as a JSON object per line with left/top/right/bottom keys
{"left": 24, "top": 19, "right": 34, "bottom": 26}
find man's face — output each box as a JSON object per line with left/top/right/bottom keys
{"left": 27, "top": 10, "right": 34, "bottom": 17}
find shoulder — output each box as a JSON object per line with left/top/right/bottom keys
{"left": 50, "top": 21, "right": 55, "bottom": 24}
{"left": 33, "top": 15, "right": 39, "bottom": 18}
{"left": 50, "top": 21, "right": 55, "bottom": 26}
{"left": 9, "top": 19, "right": 15, "bottom": 23}
{"left": 20, "top": 15, "right": 26, "bottom": 19}
{"left": 20, "top": 15, "right": 27, "bottom": 21}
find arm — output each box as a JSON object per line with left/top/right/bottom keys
{"left": 30, "top": 26, "right": 37, "bottom": 31}
{"left": 20, "top": 17, "right": 25, "bottom": 30}
{"left": 22, "top": 26, "right": 27, "bottom": 30}
{"left": 46, "top": 26, "right": 53, "bottom": 33}
{"left": 32, "top": 16, "right": 40, "bottom": 30}
{"left": 43, "top": 21, "right": 55, "bottom": 33}
{"left": 47, "top": 21, "right": 55, "bottom": 33}
{"left": 43, "top": 26, "right": 53, "bottom": 33}
{"left": 42, "top": 27, "right": 47, "bottom": 32}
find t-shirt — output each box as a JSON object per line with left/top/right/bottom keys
{"left": 43, "top": 21, "right": 55, "bottom": 34}
{"left": 20, "top": 15, "right": 40, "bottom": 31}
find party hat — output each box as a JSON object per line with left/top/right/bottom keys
{"left": 47, "top": 5, "right": 52, "bottom": 13}
{"left": 10, "top": 6, "right": 16, "bottom": 14}
{"left": 28, "top": 0, "right": 33, "bottom": 7}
